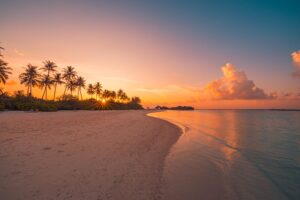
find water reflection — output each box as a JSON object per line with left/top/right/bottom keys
{"left": 148, "top": 110, "right": 300, "bottom": 200}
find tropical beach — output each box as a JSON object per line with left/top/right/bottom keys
{"left": 0, "top": 110, "right": 181, "bottom": 200}
{"left": 1, "top": 0, "right": 300, "bottom": 200}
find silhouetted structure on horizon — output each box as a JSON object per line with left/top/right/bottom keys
{"left": 155, "top": 105, "right": 194, "bottom": 110}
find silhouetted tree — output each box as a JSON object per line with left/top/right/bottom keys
{"left": 19, "top": 64, "right": 40, "bottom": 96}
{"left": 66, "top": 79, "right": 77, "bottom": 96}
{"left": 0, "top": 60, "right": 12, "bottom": 85}
{"left": 94, "top": 82, "right": 102, "bottom": 100}
{"left": 102, "top": 89, "right": 110, "bottom": 101}
{"left": 62, "top": 66, "right": 77, "bottom": 97}
{"left": 39, "top": 60, "right": 57, "bottom": 99}
{"left": 0, "top": 46, "right": 3, "bottom": 57}
{"left": 87, "top": 83, "right": 95, "bottom": 99}
{"left": 131, "top": 96, "right": 141, "bottom": 104}
{"left": 40, "top": 60, "right": 57, "bottom": 76}
{"left": 76, "top": 76, "right": 86, "bottom": 100}
{"left": 121, "top": 91, "right": 129, "bottom": 102}
{"left": 0, "top": 46, "right": 12, "bottom": 85}
{"left": 109, "top": 90, "right": 116, "bottom": 101}
{"left": 39, "top": 74, "right": 53, "bottom": 99}
{"left": 117, "top": 89, "right": 129, "bottom": 102}
{"left": 53, "top": 73, "right": 64, "bottom": 100}
{"left": 117, "top": 89, "right": 124, "bottom": 102}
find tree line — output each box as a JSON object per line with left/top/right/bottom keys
{"left": 0, "top": 46, "right": 142, "bottom": 111}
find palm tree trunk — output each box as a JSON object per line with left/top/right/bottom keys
{"left": 27, "top": 85, "right": 30, "bottom": 96}
{"left": 63, "top": 85, "right": 67, "bottom": 98}
{"left": 42, "top": 87, "right": 46, "bottom": 99}
{"left": 29, "top": 84, "right": 32, "bottom": 97}
{"left": 45, "top": 88, "right": 48, "bottom": 100}
{"left": 80, "top": 88, "right": 83, "bottom": 100}
{"left": 53, "top": 83, "right": 57, "bottom": 100}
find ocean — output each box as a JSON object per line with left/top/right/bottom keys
{"left": 149, "top": 110, "right": 300, "bottom": 200}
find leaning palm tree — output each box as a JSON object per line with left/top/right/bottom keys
{"left": 53, "top": 73, "right": 64, "bottom": 100}
{"left": 39, "top": 74, "right": 54, "bottom": 100}
{"left": 94, "top": 82, "right": 102, "bottom": 100}
{"left": 62, "top": 66, "right": 77, "bottom": 97}
{"left": 0, "top": 59, "right": 12, "bottom": 85}
{"left": 19, "top": 64, "right": 40, "bottom": 96}
{"left": 76, "top": 76, "right": 86, "bottom": 100}
{"left": 87, "top": 83, "right": 95, "bottom": 99}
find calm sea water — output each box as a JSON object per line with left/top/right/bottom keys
{"left": 148, "top": 110, "right": 300, "bottom": 200}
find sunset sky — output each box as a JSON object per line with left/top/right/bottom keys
{"left": 1, "top": 0, "right": 300, "bottom": 108}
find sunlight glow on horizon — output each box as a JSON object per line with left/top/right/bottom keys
{"left": 1, "top": 0, "right": 300, "bottom": 109}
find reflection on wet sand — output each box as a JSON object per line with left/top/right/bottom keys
{"left": 149, "top": 110, "right": 298, "bottom": 200}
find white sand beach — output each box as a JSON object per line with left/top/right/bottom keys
{"left": 0, "top": 110, "right": 181, "bottom": 200}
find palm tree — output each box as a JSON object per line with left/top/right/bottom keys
{"left": 109, "top": 90, "right": 116, "bottom": 101}
{"left": 39, "top": 61, "right": 57, "bottom": 100}
{"left": 121, "top": 91, "right": 129, "bottom": 102}
{"left": 87, "top": 83, "right": 95, "bottom": 99}
{"left": 39, "top": 74, "right": 53, "bottom": 99}
{"left": 0, "top": 46, "right": 12, "bottom": 85}
{"left": 94, "top": 82, "right": 102, "bottom": 100}
{"left": 0, "top": 46, "right": 4, "bottom": 57}
{"left": 19, "top": 64, "right": 40, "bottom": 96}
{"left": 117, "top": 89, "right": 122, "bottom": 102}
{"left": 40, "top": 60, "right": 57, "bottom": 76}
{"left": 53, "top": 73, "right": 64, "bottom": 100}
{"left": 76, "top": 76, "right": 86, "bottom": 100}
{"left": 115, "top": 89, "right": 129, "bottom": 102}
{"left": 131, "top": 96, "right": 141, "bottom": 104}
{"left": 102, "top": 89, "right": 111, "bottom": 101}
{"left": 0, "top": 59, "right": 12, "bottom": 85}
{"left": 62, "top": 66, "right": 77, "bottom": 97}
{"left": 66, "top": 79, "right": 77, "bottom": 96}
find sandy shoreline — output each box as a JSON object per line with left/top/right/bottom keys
{"left": 0, "top": 110, "right": 181, "bottom": 200}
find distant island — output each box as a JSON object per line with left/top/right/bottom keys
{"left": 155, "top": 105, "right": 194, "bottom": 110}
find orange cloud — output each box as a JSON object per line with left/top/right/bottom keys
{"left": 201, "top": 63, "right": 272, "bottom": 100}
{"left": 292, "top": 50, "right": 300, "bottom": 67}
{"left": 291, "top": 50, "right": 300, "bottom": 77}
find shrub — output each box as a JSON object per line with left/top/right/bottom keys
{"left": 0, "top": 95, "right": 143, "bottom": 111}
{"left": 0, "top": 102, "right": 5, "bottom": 111}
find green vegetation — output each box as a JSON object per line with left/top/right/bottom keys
{"left": 0, "top": 92, "right": 142, "bottom": 111}
{"left": 0, "top": 46, "right": 143, "bottom": 111}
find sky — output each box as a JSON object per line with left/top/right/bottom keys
{"left": 1, "top": 0, "right": 300, "bottom": 108}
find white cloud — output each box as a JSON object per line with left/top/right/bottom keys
{"left": 201, "top": 63, "right": 272, "bottom": 100}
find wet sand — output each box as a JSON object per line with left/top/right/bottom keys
{"left": 0, "top": 110, "right": 181, "bottom": 200}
